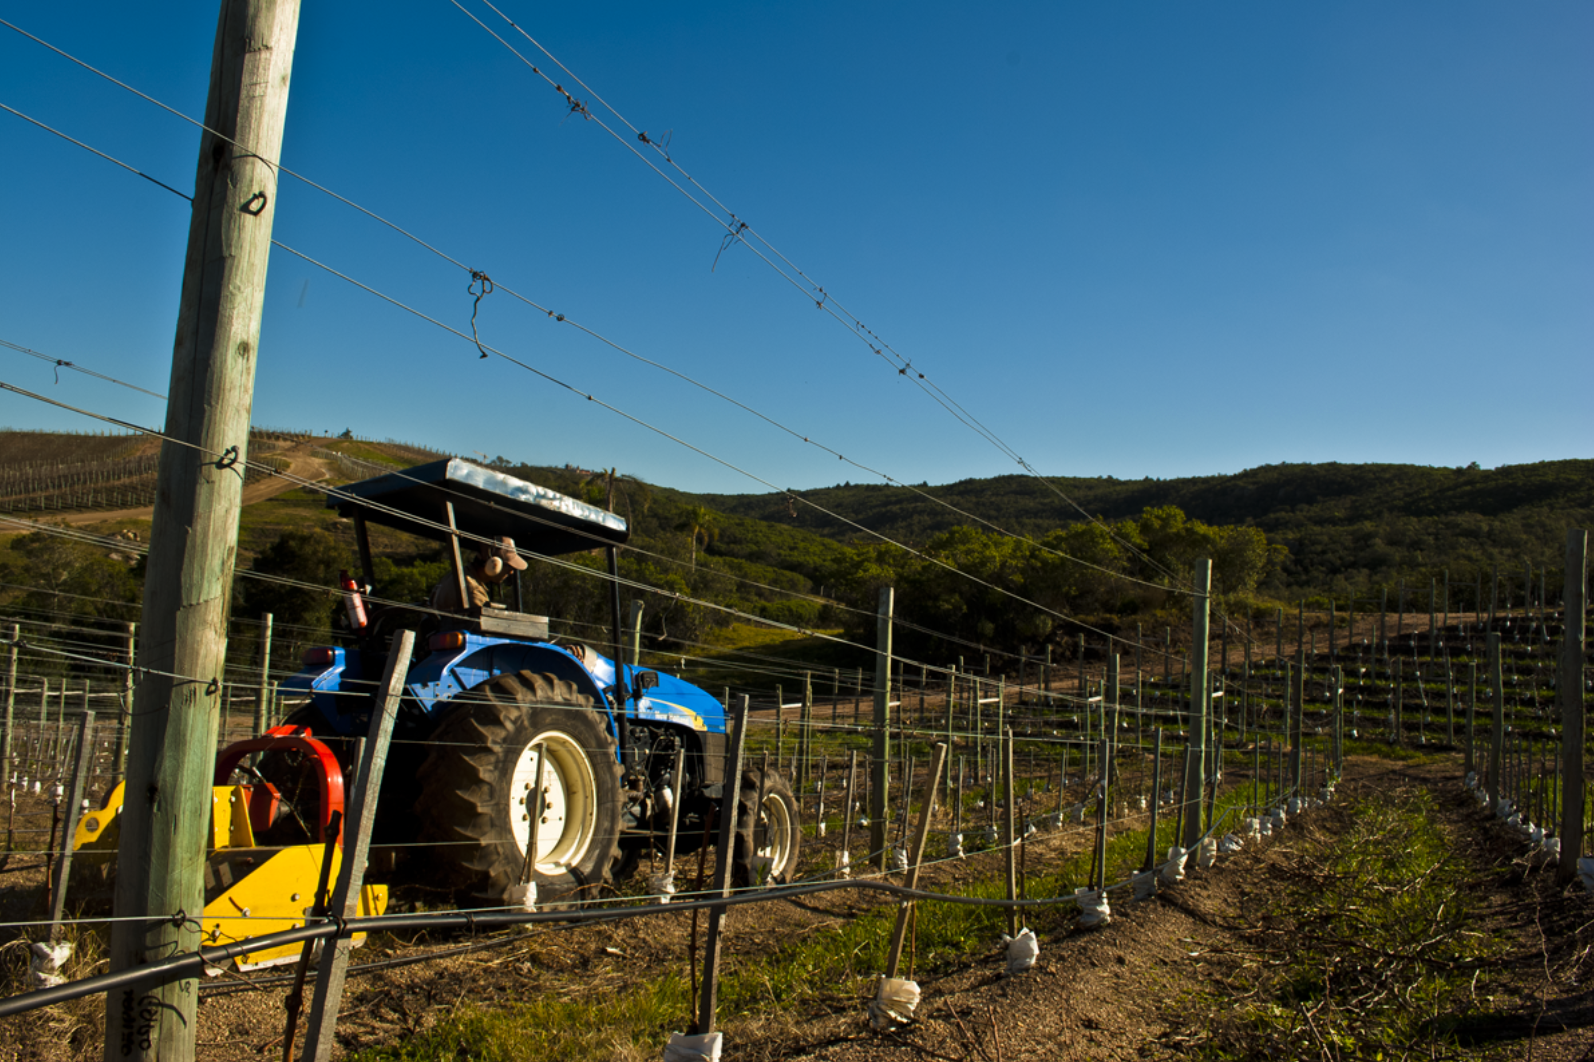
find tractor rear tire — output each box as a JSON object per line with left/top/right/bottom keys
{"left": 415, "top": 671, "right": 621, "bottom": 906}
{"left": 732, "top": 766, "right": 802, "bottom": 888}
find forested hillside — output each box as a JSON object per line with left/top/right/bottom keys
{"left": 3, "top": 427, "right": 1587, "bottom": 672}
{"left": 697, "top": 460, "right": 1593, "bottom": 598}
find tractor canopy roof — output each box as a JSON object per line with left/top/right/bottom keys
{"left": 327, "top": 458, "right": 629, "bottom": 555}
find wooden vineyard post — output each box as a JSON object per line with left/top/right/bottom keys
{"left": 1331, "top": 665, "right": 1343, "bottom": 775}
{"left": 801, "top": 671, "right": 814, "bottom": 793}
{"left": 2, "top": 623, "right": 15, "bottom": 785}
{"left": 1182, "top": 558, "right": 1211, "bottom": 850}
{"left": 115, "top": 622, "right": 135, "bottom": 776}
{"left": 1328, "top": 600, "right": 1337, "bottom": 663}
{"left": 1393, "top": 657, "right": 1404, "bottom": 747}
{"left": 1144, "top": 728, "right": 1163, "bottom": 873}
{"left": 839, "top": 751, "right": 857, "bottom": 876}
{"left": 254, "top": 612, "right": 273, "bottom": 737}
{"left": 1557, "top": 530, "right": 1587, "bottom": 886}
{"left": 1290, "top": 645, "right": 1304, "bottom": 788}
{"left": 1465, "top": 660, "right": 1478, "bottom": 777}
{"left": 1429, "top": 578, "right": 1438, "bottom": 659}
{"left": 883, "top": 742, "right": 948, "bottom": 978}
{"left": 665, "top": 746, "right": 687, "bottom": 872}
{"left": 1446, "top": 657, "right": 1456, "bottom": 746}
{"left": 1487, "top": 633, "right": 1504, "bottom": 811}
{"left": 943, "top": 669, "right": 955, "bottom": 809}
{"left": 697, "top": 695, "right": 750, "bottom": 1037}
{"left": 105, "top": 3, "right": 302, "bottom": 1057}
{"left": 302, "top": 632, "right": 414, "bottom": 1061}
{"left": 1093, "top": 736, "right": 1110, "bottom": 892}
{"left": 1003, "top": 729, "right": 1018, "bottom": 937}
{"left": 48, "top": 710, "right": 95, "bottom": 937}
{"left": 870, "top": 587, "right": 894, "bottom": 870}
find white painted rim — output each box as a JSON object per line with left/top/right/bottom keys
{"left": 509, "top": 732, "right": 597, "bottom": 874}
{"left": 754, "top": 788, "right": 795, "bottom": 879}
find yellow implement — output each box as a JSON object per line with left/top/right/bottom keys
{"left": 203, "top": 843, "right": 388, "bottom": 970}
{"left": 72, "top": 780, "right": 388, "bottom": 971}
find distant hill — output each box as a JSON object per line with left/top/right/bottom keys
{"left": 696, "top": 460, "right": 1594, "bottom": 596}
{"left": 5, "top": 425, "right": 1588, "bottom": 651}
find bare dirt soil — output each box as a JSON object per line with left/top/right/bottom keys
{"left": 2, "top": 754, "right": 1591, "bottom": 1061}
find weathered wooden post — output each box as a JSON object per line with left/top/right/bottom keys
{"left": 1557, "top": 530, "right": 1587, "bottom": 887}
{"left": 106, "top": 4, "right": 302, "bottom": 1058}
{"left": 114, "top": 621, "right": 135, "bottom": 776}
{"left": 839, "top": 750, "right": 857, "bottom": 875}
{"left": 1393, "top": 657, "right": 1404, "bottom": 747}
{"left": 255, "top": 612, "right": 273, "bottom": 737}
{"left": 1465, "top": 660, "right": 1478, "bottom": 777}
{"left": 775, "top": 684, "right": 785, "bottom": 775}
{"left": 1486, "top": 633, "right": 1504, "bottom": 810}
{"left": 1182, "top": 559, "right": 1211, "bottom": 850}
{"left": 1003, "top": 729, "right": 1018, "bottom": 937}
{"left": 696, "top": 696, "right": 750, "bottom": 1037}
{"left": 302, "top": 632, "right": 414, "bottom": 1061}
{"left": 870, "top": 588, "right": 894, "bottom": 871}
{"left": 1331, "top": 664, "right": 1343, "bottom": 773}
{"left": 1291, "top": 627, "right": 1304, "bottom": 788}
{"left": 801, "top": 671, "right": 814, "bottom": 792}
{"left": 2, "top": 623, "right": 15, "bottom": 783}
{"left": 1427, "top": 577, "right": 1437, "bottom": 659}
{"left": 48, "top": 709, "right": 97, "bottom": 937}
{"left": 883, "top": 743, "right": 948, "bottom": 978}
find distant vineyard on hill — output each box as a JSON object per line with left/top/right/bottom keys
{"left": 0, "top": 427, "right": 449, "bottom": 514}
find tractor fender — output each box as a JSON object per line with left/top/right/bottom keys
{"left": 281, "top": 646, "right": 360, "bottom": 725}
{"left": 406, "top": 637, "right": 614, "bottom": 736}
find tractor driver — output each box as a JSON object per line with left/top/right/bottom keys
{"left": 430, "top": 535, "right": 527, "bottom": 612}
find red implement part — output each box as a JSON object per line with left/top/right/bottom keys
{"left": 214, "top": 727, "right": 346, "bottom": 846}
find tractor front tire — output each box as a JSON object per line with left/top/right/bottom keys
{"left": 732, "top": 766, "right": 802, "bottom": 888}
{"left": 415, "top": 671, "right": 621, "bottom": 906}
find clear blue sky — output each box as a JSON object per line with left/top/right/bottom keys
{"left": 2, "top": 2, "right": 1589, "bottom": 496}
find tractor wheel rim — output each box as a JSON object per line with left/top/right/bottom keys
{"left": 755, "top": 790, "right": 794, "bottom": 878}
{"left": 510, "top": 732, "right": 597, "bottom": 874}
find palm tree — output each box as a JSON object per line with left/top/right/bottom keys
{"left": 676, "top": 504, "right": 719, "bottom": 568}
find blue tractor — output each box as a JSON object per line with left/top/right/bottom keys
{"left": 282, "top": 459, "right": 800, "bottom": 905}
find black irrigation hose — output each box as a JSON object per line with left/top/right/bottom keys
{"left": 0, "top": 802, "right": 1257, "bottom": 1019}
{"left": 197, "top": 926, "right": 542, "bottom": 998}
